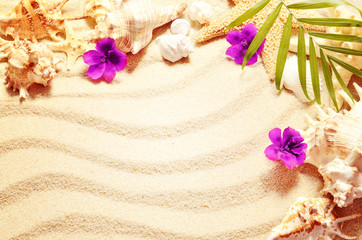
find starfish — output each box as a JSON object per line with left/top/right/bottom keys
{"left": 47, "top": 21, "right": 93, "bottom": 71}
{"left": 86, "top": 0, "right": 187, "bottom": 54}
{"left": 196, "top": 0, "right": 326, "bottom": 80}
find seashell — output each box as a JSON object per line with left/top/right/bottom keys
{"left": 87, "top": 0, "right": 187, "bottom": 54}
{"left": 299, "top": 83, "right": 362, "bottom": 207}
{"left": 188, "top": 1, "right": 213, "bottom": 24}
{"left": 0, "top": 0, "right": 85, "bottom": 42}
{"left": 268, "top": 197, "right": 362, "bottom": 240}
{"left": 171, "top": 19, "right": 191, "bottom": 36}
{"left": 289, "top": 5, "right": 362, "bottom": 108}
{"left": 0, "top": 39, "right": 61, "bottom": 99}
{"left": 156, "top": 34, "right": 193, "bottom": 62}
{"left": 281, "top": 55, "right": 322, "bottom": 103}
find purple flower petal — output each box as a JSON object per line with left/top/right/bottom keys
{"left": 246, "top": 54, "right": 258, "bottom": 65}
{"left": 87, "top": 63, "right": 106, "bottom": 80}
{"left": 291, "top": 143, "right": 308, "bottom": 155}
{"left": 83, "top": 50, "right": 105, "bottom": 65}
{"left": 108, "top": 50, "right": 127, "bottom": 71}
{"left": 282, "top": 127, "right": 294, "bottom": 147}
{"left": 264, "top": 145, "right": 280, "bottom": 161}
{"left": 241, "top": 23, "right": 258, "bottom": 44}
{"left": 256, "top": 39, "right": 266, "bottom": 55}
{"left": 280, "top": 151, "right": 298, "bottom": 169}
{"left": 296, "top": 152, "right": 306, "bottom": 166}
{"left": 226, "top": 43, "right": 248, "bottom": 64}
{"left": 96, "top": 38, "right": 117, "bottom": 55}
{"left": 269, "top": 128, "right": 282, "bottom": 146}
{"left": 226, "top": 31, "right": 244, "bottom": 45}
{"left": 102, "top": 61, "right": 116, "bottom": 82}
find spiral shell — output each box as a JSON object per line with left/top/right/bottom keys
{"left": 156, "top": 34, "right": 193, "bottom": 62}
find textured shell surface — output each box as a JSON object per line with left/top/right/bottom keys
{"left": 188, "top": 1, "right": 213, "bottom": 24}
{"left": 0, "top": 0, "right": 80, "bottom": 42}
{"left": 87, "top": 0, "right": 187, "bottom": 54}
{"left": 171, "top": 19, "right": 191, "bottom": 36}
{"left": 0, "top": 39, "right": 61, "bottom": 98}
{"left": 156, "top": 34, "right": 193, "bottom": 62}
{"left": 300, "top": 83, "right": 362, "bottom": 207}
{"left": 281, "top": 55, "right": 321, "bottom": 103}
{"left": 268, "top": 197, "right": 362, "bottom": 240}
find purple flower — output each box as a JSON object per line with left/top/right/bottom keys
{"left": 83, "top": 38, "right": 127, "bottom": 82}
{"left": 226, "top": 23, "right": 265, "bottom": 66}
{"left": 264, "top": 127, "right": 307, "bottom": 169}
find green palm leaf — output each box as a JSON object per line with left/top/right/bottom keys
{"left": 320, "top": 49, "right": 338, "bottom": 110}
{"left": 242, "top": 3, "right": 283, "bottom": 68}
{"left": 298, "top": 26, "right": 310, "bottom": 101}
{"left": 275, "top": 14, "right": 293, "bottom": 90}
{"left": 298, "top": 18, "right": 362, "bottom": 27}
{"left": 319, "top": 45, "right": 362, "bottom": 56}
{"left": 227, "top": 0, "right": 271, "bottom": 31}
{"left": 309, "top": 32, "right": 362, "bottom": 43}
{"left": 328, "top": 55, "right": 362, "bottom": 78}
{"left": 288, "top": 0, "right": 361, "bottom": 16}
{"left": 309, "top": 37, "right": 321, "bottom": 104}
{"left": 328, "top": 57, "right": 355, "bottom": 104}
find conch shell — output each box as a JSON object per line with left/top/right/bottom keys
{"left": 0, "top": 0, "right": 84, "bottom": 42}
{"left": 268, "top": 197, "right": 362, "bottom": 240}
{"left": 188, "top": 1, "right": 213, "bottom": 24}
{"left": 171, "top": 19, "right": 191, "bottom": 36}
{"left": 281, "top": 55, "right": 322, "bottom": 103}
{"left": 87, "top": 0, "right": 187, "bottom": 54}
{"left": 156, "top": 34, "right": 193, "bottom": 62}
{"left": 300, "top": 83, "right": 362, "bottom": 207}
{"left": 0, "top": 39, "right": 61, "bottom": 98}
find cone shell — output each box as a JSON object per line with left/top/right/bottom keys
{"left": 268, "top": 197, "right": 361, "bottom": 240}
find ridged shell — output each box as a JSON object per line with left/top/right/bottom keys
{"left": 171, "top": 19, "right": 190, "bottom": 36}
{"left": 268, "top": 197, "right": 362, "bottom": 240}
{"left": 0, "top": 39, "right": 61, "bottom": 98}
{"left": 281, "top": 55, "right": 322, "bottom": 103}
{"left": 0, "top": 0, "right": 83, "bottom": 42}
{"left": 300, "top": 83, "right": 362, "bottom": 207}
{"left": 188, "top": 1, "right": 213, "bottom": 24}
{"left": 156, "top": 34, "right": 193, "bottom": 62}
{"left": 87, "top": 0, "right": 187, "bottom": 54}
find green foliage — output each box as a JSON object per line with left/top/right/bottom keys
{"left": 226, "top": 0, "right": 362, "bottom": 110}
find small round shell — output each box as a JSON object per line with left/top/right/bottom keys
{"left": 188, "top": 1, "right": 213, "bottom": 24}
{"left": 171, "top": 19, "right": 190, "bottom": 36}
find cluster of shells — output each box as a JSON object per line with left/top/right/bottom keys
{"left": 0, "top": 0, "right": 188, "bottom": 98}
{"left": 269, "top": 83, "right": 362, "bottom": 239}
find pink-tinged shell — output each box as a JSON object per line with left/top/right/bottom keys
{"left": 300, "top": 83, "right": 362, "bottom": 207}
{"left": 0, "top": 39, "right": 61, "bottom": 99}
{"left": 87, "top": 0, "right": 187, "bottom": 54}
{"left": 268, "top": 197, "right": 362, "bottom": 240}
{"left": 0, "top": 0, "right": 83, "bottom": 42}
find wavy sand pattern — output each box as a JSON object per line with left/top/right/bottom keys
{"left": 0, "top": 0, "right": 361, "bottom": 239}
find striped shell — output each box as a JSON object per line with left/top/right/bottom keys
{"left": 268, "top": 197, "right": 362, "bottom": 240}
{"left": 0, "top": 39, "right": 61, "bottom": 98}
{"left": 87, "top": 0, "right": 187, "bottom": 54}
{"left": 0, "top": 0, "right": 83, "bottom": 42}
{"left": 300, "top": 83, "right": 362, "bottom": 207}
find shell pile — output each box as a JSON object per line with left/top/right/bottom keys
{"left": 300, "top": 83, "right": 362, "bottom": 207}
{"left": 0, "top": 39, "right": 61, "bottom": 98}
{"left": 268, "top": 197, "right": 362, "bottom": 240}
{"left": 86, "top": 0, "right": 187, "bottom": 54}
{"left": 0, "top": 0, "right": 83, "bottom": 42}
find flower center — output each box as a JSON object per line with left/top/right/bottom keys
{"left": 101, "top": 57, "right": 107, "bottom": 63}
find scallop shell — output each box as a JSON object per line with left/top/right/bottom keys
{"left": 300, "top": 83, "right": 362, "bottom": 207}
{"left": 0, "top": 39, "right": 61, "bottom": 99}
{"left": 268, "top": 197, "right": 362, "bottom": 240}
{"left": 171, "top": 19, "right": 191, "bottom": 36}
{"left": 188, "top": 1, "right": 213, "bottom": 24}
{"left": 281, "top": 55, "right": 322, "bottom": 103}
{"left": 87, "top": 0, "right": 187, "bottom": 54}
{"left": 156, "top": 34, "right": 193, "bottom": 62}
{"left": 0, "top": 0, "right": 84, "bottom": 42}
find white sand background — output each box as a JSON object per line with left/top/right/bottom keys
{"left": 0, "top": 0, "right": 361, "bottom": 239}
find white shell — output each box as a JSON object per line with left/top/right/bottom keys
{"left": 300, "top": 83, "right": 362, "bottom": 207}
{"left": 156, "top": 34, "right": 193, "bottom": 62}
{"left": 188, "top": 1, "right": 212, "bottom": 24}
{"left": 268, "top": 197, "right": 362, "bottom": 240}
{"left": 281, "top": 55, "right": 322, "bottom": 103}
{"left": 171, "top": 19, "right": 190, "bottom": 36}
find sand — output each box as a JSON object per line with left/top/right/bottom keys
{"left": 0, "top": 0, "right": 361, "bottom": 239}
